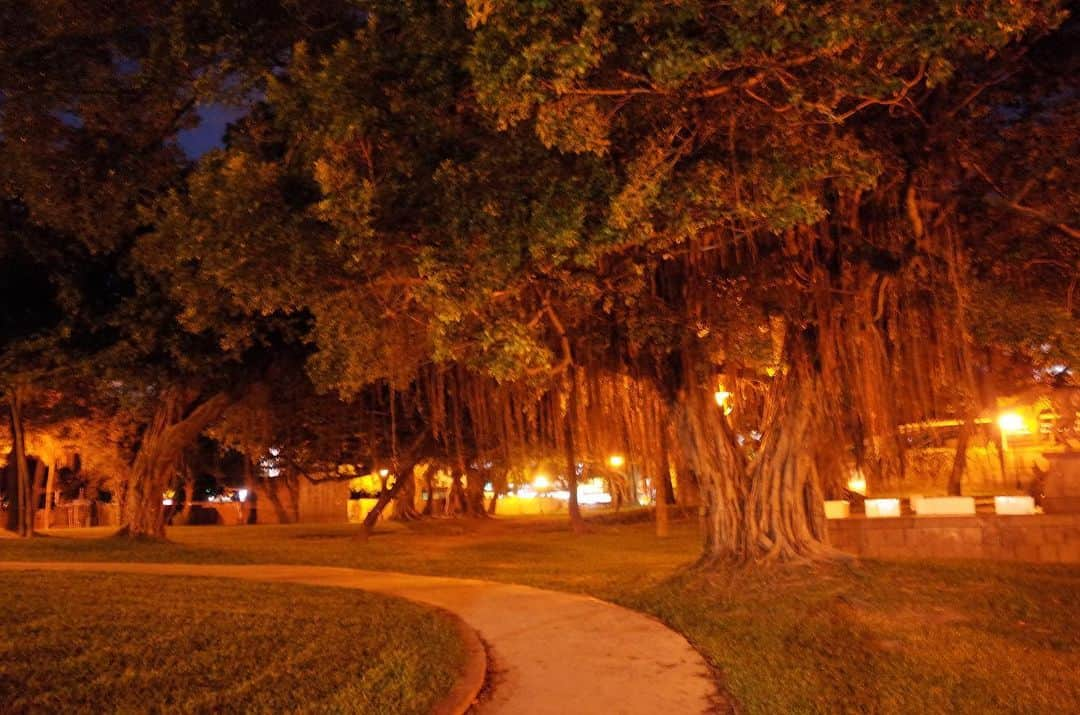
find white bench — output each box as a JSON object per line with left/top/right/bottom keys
{"left": 824, "top": 500, "right": 850, "bottom": 519}
{"left": 993, "top": 495, "right": 1036, "bottom": 515}
{"left": 865, "top": 498, "right": 901, "bottom": 518}
{"left": 910, "top": 495, "right": 976, "bottom": 516}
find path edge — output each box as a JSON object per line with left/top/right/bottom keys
{"left": 432, "top": 609, "right": 487, "bottom": 715}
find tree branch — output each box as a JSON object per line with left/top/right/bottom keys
{"left": 984, "top": 194, "right": 1080, "bottom": 239}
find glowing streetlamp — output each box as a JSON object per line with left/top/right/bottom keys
{"left": 714, "top": 386, "right": 734, "bottom": 415}
{"left": 608, "top": 454, "right": 625, "bottom": 469}
{"left": 997, "top": 411, "right": 1027, "bottom": 451}
{"left": 378, "top": 468, "right": 390, "bottom": 478}
{"left": 846, "top": 471, "right": 867, "bottom": 495}
{"left": 533, "top": 473, "right": 551, "bottom": 490}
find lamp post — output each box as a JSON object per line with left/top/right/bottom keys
{"left": 607, "top": 454, "right": 628, "bottom": 509}
{"left": 997, "top": 412, "right": 1026, "bottom": 489}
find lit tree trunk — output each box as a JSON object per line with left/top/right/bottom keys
{"left": 444, "top": 471, "right": 467, "bottom": 516}
{"left": 178, "top": 462, "right": 197, "bottom": 524}
{"left": 741, "top": 364, "right": 836, "bottom": 562}
{"left": 654, "top": 422, "right": 671, "bottom": 537}
{"left": 43, "top": 457, "right": 58, "bottom": 529}
{"left": 362, "top": 464, "right": 421, "bottom": 536}
{"left": 675, "top": 465, "right": 700, "bottom": 513}
{"left": 654, "top": 476, "right": 670, "bottom": 536}
{"left": 120, "top": 389, "right": 230, "bottom": 539}
{"left": 241, "top": 457, "right": 258, "bottom": 525}
{"left": 487, "top": 468, "right": 508, "bottom": 514}
{"left": 947, "top": 418, "right": 972, "bottom": 497}
{"left": 563, "top": 366, "right": 585, "bottom": 533}
{"left": 262, "top": 474, "right": 293, "bottom": 524}
{"left": 677, "top": 380, "right": 747, "bottom": 562}
{"left": 392, "top": 469, "right": 422, "bottom": 521}
{"left": 30, "top": 458, "right": 47, "bottom": 532}
{"left": 465, "top": 470, "right": 488, "bottom": 517}
{"left": 6, "top": 386, "right": 32, "bottom": 537}
{"left": 359, "top": 434, "right": 429, "bottom": 537}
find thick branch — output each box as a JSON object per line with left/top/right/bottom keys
{"left": 984, "top": 194, "right": 1080, "bottom": 239}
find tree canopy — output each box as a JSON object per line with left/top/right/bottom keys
{"left": 2, "top": 1, "right": 1076, "bottom": 558}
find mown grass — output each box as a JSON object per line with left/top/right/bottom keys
{"left": 0, "top": 571, "right": 463, "bottom": 714}
{"left": 2, "top": 517, "right": 1079, "bottom": 713}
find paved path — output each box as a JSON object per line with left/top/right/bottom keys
{"left": 0, "top": 561, "right": 719, "bottom": 714}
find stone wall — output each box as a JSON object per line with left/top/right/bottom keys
{"left": 295, "top": 479, "right": 350, "bottom": 523}
{"left": 828, "top": 514, "right": 1080, "bottom": 563}
{"left": 183, "top": 502, "right": 244, "bottom": 526}
{"left": 1043, "top": 452, "right": 1080, "bottom": 514}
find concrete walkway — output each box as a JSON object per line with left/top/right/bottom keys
{"left": 0, "top": 561, "right": 719, "bottom": 714}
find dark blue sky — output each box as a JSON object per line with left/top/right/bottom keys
{"left": 176, "top": 104, "right": 249, "bottom": 159}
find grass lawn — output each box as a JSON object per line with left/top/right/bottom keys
{"left": 0, "top": 571, "right": 463, "bottom": 714}
{"left": 2, "top": 516, "right": 1079, "bottom": 713}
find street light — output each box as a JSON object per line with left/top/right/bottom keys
{"left": 997, "top": 411, "right": 1027, "bottom": 452}
{"left": 846, "top": 471, "right": 867, "bottom": 495}
{"left": 997, "top": 412, "right": 1025, "bottom": 434}
{"left": 608, "top": 454, "right": 625, "bottom": 469}
{"left": 714, "top": 387, "right": 734, "bottom": 415}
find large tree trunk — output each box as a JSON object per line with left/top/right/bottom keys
{"left": 444, "top": 470, "right": 467, "bottom": 516}
{"left": 679, "top": 336, "right": 846, "bottom": 564}
{"left": 358, "top": 434, "right": 430, "bottom": 537}
{"left": 362, "top": 466, "right": 419, "bottom": 535}
{"left": 120, "top": 388, "right": 230, "bottom": 539}
{"left": 262, "top": 474, "right": 295, "bottom": 524}
{"left": 678, "top": 380, "right": 747, "bottom": 562}
{"left": 6, "top": 387, "right": 32, "bottom": 537}
{"left": 464, "top": 470, "right": 488, "bottom": 517}
{"left": 741, "top": 366, "right": 837, "bottom": 562}
{"left": 487, "top": 468, "right": 508, "bottom": 514}
{"left": 392, "top": 469, "right": 422, "bottom": 521}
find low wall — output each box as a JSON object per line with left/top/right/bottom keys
{"left": 1044, "top": 452, "right": 1080, "bottom": 514}
{"left": 35, "top": 501, "right": 117, "bottom": 529}
{"left": 182, "top": 502, "right": 244, "bottom": 526}
{"left": 347, "top": 498, "right": 395, "bottom": 523}
{"left": 828, "top": 513, "right": 1080, "bottom": 563}
{"left": 493, "top": 496, "right": 567, "bottom": 516}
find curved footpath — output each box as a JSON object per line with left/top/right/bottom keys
{"left": 0, "top": 561, "right": 719, "bottom": 714}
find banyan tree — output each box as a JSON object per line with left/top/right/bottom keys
{"left": 45, "top": 1, "right": 1072, "bottom": 562}
{"left": 461, "top": 0, "right": 1073, "bottom": 562}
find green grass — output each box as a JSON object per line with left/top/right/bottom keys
{"left": 2, "top": 517, "right": 1079, "bottom": 713}
{"left": 0, "top": 571, "right": 464, "bottom": 714}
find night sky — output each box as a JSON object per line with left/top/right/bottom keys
{"left": 176, "top": 104, "right": 249, "bottom": 159}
